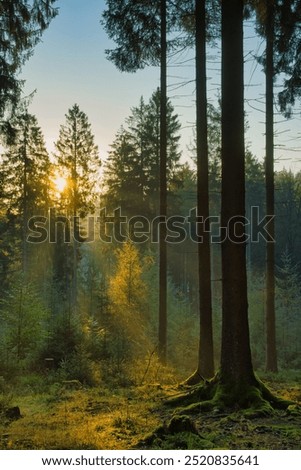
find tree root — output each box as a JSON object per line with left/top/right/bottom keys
{"left": 182, "top": 370, "right": 209, "bottom": 386}
{"left": 166, "top": 373, "right": 294, "bottom": 418}
{"left": 138, "top": 374, "right": 297, "bottom": 449}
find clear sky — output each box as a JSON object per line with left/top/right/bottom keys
{"left": 21, "top": 0, "right": 301, "bottom": 172}
{"left": 21, "top": 0, "right": 161, "bottom": 160}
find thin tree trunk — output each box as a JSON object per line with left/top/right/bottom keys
{"left": 72, "top": 125, "right": 78, "bottom": 312}
{"left": 22, "top": 126, "right": 28, "bottom": 274}
{"left": 194, "top": 0, "right": 214, "bottom": 380}
{"left": 159, "top": 0, "right": 167, "bottom": 363}
{"left": 220, "top": 0, "right": 255, "bottom": 387}
{"left": 265, "top": 1, "right": 278, "bottom": 373}
{"left": 72, "top": 215, "right": 78, "bottom": 311}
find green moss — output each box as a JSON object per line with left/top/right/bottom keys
{"left": 167, "top": 373, "right": 294, "bottom": 418}
{"left": 152, "top": 431, "right": 215, "bottom": 450}
{"left": 167, "top": 415, "right": 198, "bottom": 434}
{"left": 278, "top": 425, "right": 301, "bottom": 439}
{"left": 165, "top": 378, "right": 217, "bottom": 408}
{"left": 287, "top": 404, "right": 301, "bottom": 416}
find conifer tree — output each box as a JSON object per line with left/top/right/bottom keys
{"left": 0, "top": 0, "right": 58, "bottom": 124}
{"left": 0, "top": 109, "right": 50, "bottom": 274}
{"left": 54, "top": 104, "right": 100, "bottom": 310}
{"left": 103, "top": 90, "right": 181, "bottom": 220}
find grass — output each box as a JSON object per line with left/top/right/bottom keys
{"left": 0, "top": 371, "right": 300, "bottom": 450}
{"left": 0, "top": 384, "right": 166, "bottom": 450}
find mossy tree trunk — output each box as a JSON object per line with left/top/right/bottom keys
{"left": 220, "top": 0, "right": 255, "bottom": 391}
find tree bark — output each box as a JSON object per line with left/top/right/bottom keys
{"left": 22, "top": 124, "right": 28, "bottom": 274}
{"left": 72, "top": 122, "right": 78, "bottom": 313}
{"left": 195, "top": 0, "right": 214, "bottom": 379}
{"left": 159, "top": 0, "right": 167, "bottom": 363}
{"left": 265, "top": 1, "right": 278, "bottom": 373}
{"left": 220, "top": 0, "right": 255, "bottom": 387}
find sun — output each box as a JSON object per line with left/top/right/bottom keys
{"left": 53, "top": 174, "right": 67, "bottom": 193}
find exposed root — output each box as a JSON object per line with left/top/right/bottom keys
{"left": 182, "top": 370, "right": 209, "bottom": 386}
{"left": 166, "top": 377, "right": 217, "bottom": 408}
{"left": 166, "top": 373, "right": 295, "bottom": 418}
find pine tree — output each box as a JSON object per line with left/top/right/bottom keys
{"left": 0, "top": 109, "right": 50, "bottom": 274}
{"left": 103, "top": 127, "right": 146, "bottom": 218}
{"left": 54, "top": 104, "right": 100, "bottom": 217}
{"left": 103, "top": 90, "right": 181, "bottom": 220}
{"left": 0, "top": 274, "right": 49, "bottom": 368}
{"left": 54, "top": 104, "right": 100, "bottom": 310}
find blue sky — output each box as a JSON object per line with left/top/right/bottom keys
{"left": 21, "top": 0, "right": 301, "bottom": 172}
{"left": 22, "top": 0, "right": 160, "bottom": 158}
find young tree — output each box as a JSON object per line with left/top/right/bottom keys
{"left": 54, "top": 104, "right": 100, "bottom": 310}
{"left": 0, "top": 275, "right": 49, "bottom": 368}
{"left": 108, "top": 241, "right": 150, "bottom": 358}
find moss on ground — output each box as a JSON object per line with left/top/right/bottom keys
{"left": 0, "top": 374, "right": 299, "bottom": 450}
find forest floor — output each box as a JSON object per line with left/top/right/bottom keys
{"left": 0, "top": 373, "right": 300, "bottom": 450}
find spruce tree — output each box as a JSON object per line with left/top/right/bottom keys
{"left": 54, "top": 104, "right": 100, "bottom": 310}
{"left": 0, "top": 109, "right": 50, "bottom": 274}
{"left": 103, "top": 90, "right": 181, "bottom": 220}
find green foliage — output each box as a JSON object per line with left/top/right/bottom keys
{"left": 108, "top": 241, "right": 151, "bottom": 358}
{"left": 0, "top": 109, "right": 50, "bottom": 273}
{"left": 102, "top": 89, "right": 181, "bottom": 219}
{"left": 54, "top": 103, "right": 100, "bottom": 216}
{"left": 102, "top": 0, "right": 161, "bottom": 72}
{"left": 0, "top": 0, "right": 58, "bottom": 119}
{"left": 0, "top": 109, "right": 50, "bottom": 213}
{"left": 0, "top": 274, "right": 50, "bottom": 375}
{"left": 102, "top": 0, "right": 219, "bottom": 74}
{"left": 276, "top": 249, "right": 301, "bottom": 368}
{"left": 275, "top": 170, "right": 301, "bottom": 265}
{"left": 57, "top": 349, "right": 100, "bottom": 387}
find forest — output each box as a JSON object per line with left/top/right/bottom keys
{"left": 0, "top": 0, "right": 300, "bottom": 451}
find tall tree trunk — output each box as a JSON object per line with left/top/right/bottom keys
{"left": 159, "top": 0, "right": 167, "bottom": 363}
{"left": 188, "top": 0, "right": 214, "bottom": 382}
{"left": 22, "top": 127, "right": 28, "bottom": 274}
{"left": 220, "top": 0, "right": 255, "bottom": 387}
{"left": 72, "top": 129, "right": 78, "bottom": 313}
{"left": 265, "top": 1, "right": 278, "bottom": 373}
